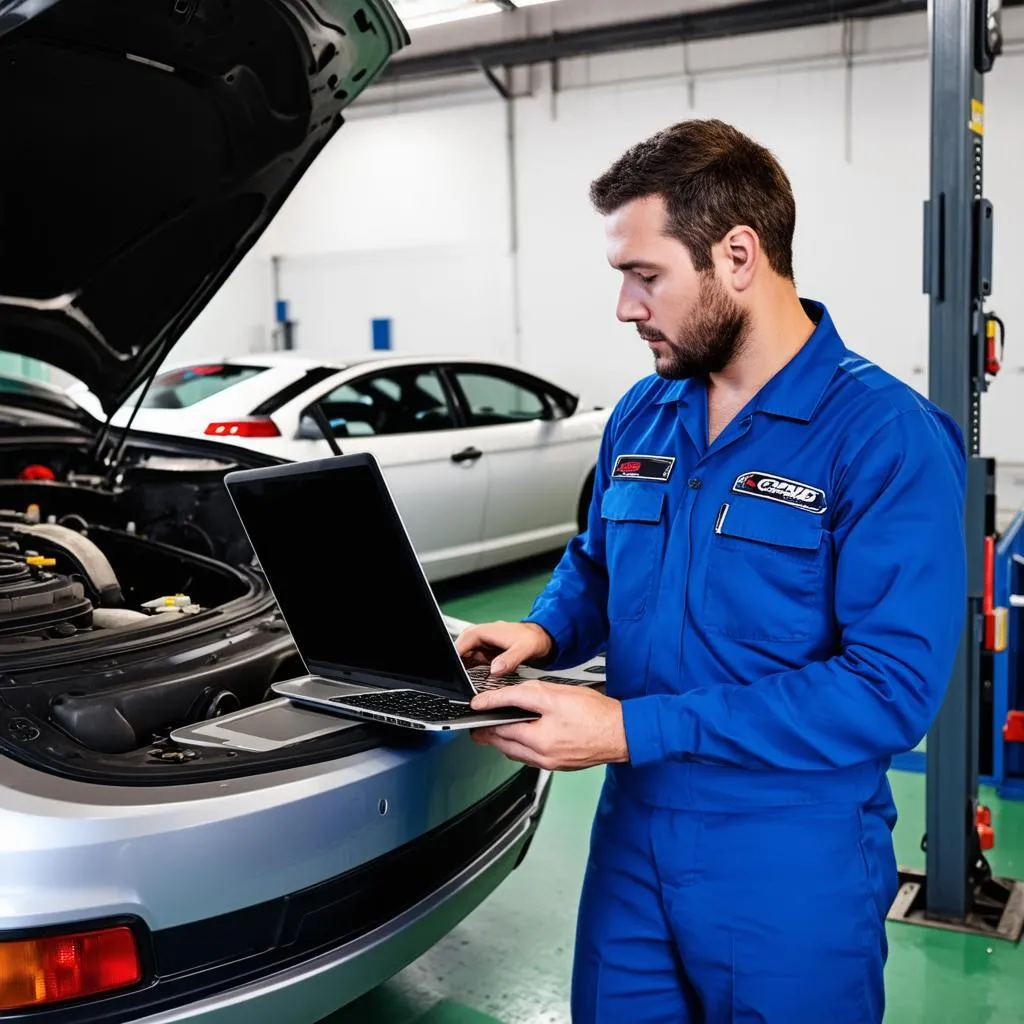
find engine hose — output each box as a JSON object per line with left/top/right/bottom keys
{"left": 57, "top": 514, "right": 89, "bottom": 532}
{"left": 203, "top": 690, "right": 241, "bottom": 719}
{"left": 11, "top": 523, "right": 123, "bottom": 607}
{"left": 91, "top": 608, "right": 150, "bottom": 629}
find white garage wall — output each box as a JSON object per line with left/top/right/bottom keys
{"left": 165, "top": 98, "right": 516, "bottom": 369}
{"left": 513, "top": 46, "right": 940, "bottom": 408}
{"left": 163, "top": 253, "right": 276, "bottom": 367}
{"left": 259, "top": 100, "right": 517, "bottom": 364}
{"left": 274, "top": 245, "right": 517, "bottom": 364}
{"left": 168, "top": 8, "right": 1024, "bottom": 476}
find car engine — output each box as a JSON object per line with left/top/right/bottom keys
{"left": 0, "top": 510, "right": 202, "bottom": 647}
{"left": 0, "top": 556, "right": 93, "bottom": 641}
{"left": 0, "top": 450, "right": 304, "bottom": 773}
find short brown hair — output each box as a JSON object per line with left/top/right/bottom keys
{"left": 589, "top": 119, "right": 796, "bottom": 281}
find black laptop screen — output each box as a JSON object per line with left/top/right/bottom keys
{"left": 226, "top": 457, "right": 471, "bottom": 698}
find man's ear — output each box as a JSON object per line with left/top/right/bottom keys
{"left": 724, "top": 226, "right": 759, "bottom": 291}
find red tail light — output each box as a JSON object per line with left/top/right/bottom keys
{"left": 0, "top": 925, "right": 142, "bottom": 1010}
{"left": 17, "top": 464, "right": 56, "bottom": 481}
{"left": 204, "top": 417, "right": 281, "bottom": 438}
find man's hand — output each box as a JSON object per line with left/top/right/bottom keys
{"left": 455, "top": 620, "right": 554, "bottom": 676}
{"left": 469, "top": 681, "right": 629, "bottom": 772}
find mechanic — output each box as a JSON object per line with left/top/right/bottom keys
{"left": 455, "top": 118, "right": 967, "bottom": 1024}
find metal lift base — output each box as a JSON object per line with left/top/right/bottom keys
{"left": 888, "top": 867, "right": 1024, "bottom": 942}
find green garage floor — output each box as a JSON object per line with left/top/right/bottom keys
{"left": 320, "top": 559, "right": 1024, "bottom": 1024}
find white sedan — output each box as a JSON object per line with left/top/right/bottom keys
{"left": 69, "top": 353, "right": 610, "bottom": 581}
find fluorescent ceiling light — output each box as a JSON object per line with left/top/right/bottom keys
{"left": 396, "top": 0, "right": 500, "bottom": 31}
{"left": 393, "top": 0, "right": 566, "bottom": 31}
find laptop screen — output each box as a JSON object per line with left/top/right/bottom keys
{"left": 225, "top": 456, "right": 471, "bottom": 698}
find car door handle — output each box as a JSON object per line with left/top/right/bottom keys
{"left": 451, "top": 447, "right": 483, "bottom": 464}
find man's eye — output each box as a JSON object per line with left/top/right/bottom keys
{"left": 639, "top": 274, "right": 657, "bottom": 286}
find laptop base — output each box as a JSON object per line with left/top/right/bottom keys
{"left": 272, "top": 677, "right": 540, "bottom": 731}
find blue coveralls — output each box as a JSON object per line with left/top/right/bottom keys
{"left": 524, "top": 301, "right": 967, "bottom": 1023}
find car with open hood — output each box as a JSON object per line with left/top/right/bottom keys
{"left": 0, "top": 2, "right": 603, "bottom": 1020}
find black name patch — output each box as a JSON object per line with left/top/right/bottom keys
{"left": 613, "top": 454, "right": 675, "bottom": 482}
{"left": 732, "top": 471, "right": 827, "bottom": 513}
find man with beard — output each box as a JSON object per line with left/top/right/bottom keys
{"left": 455, "top": 119, "right": 966, "bottom": 1023}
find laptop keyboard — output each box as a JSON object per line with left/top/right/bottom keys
{"left": 329, "top": 691, "right": 470, "bottom": 722}
{"left": 466, "top": 667, "right": 591, "bottom": 690}
{"left": 326, "top": 669, "right": 592, "bottom": 723}
{"left": 466, "top": 666, "right": 524, "bottom": 691}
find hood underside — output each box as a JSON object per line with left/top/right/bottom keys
{"left": 0, "top": 0, "right": 406, "bottom": 415}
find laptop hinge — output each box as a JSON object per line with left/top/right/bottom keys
{"left": 306, "top": 661, "right": 469, "bottom": 701}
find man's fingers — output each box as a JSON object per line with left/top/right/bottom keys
{"left": 454, "top": 626, "right": 484, "bottom": 657}
{"left": 481, "top": 734, "right": 553, "bottom": 769}
{"left": 485, "top": 721, "right": 540, "bottom": 746}
{"left": 471, "top": 679, "right": 552, "bottom": 713}
{"left": 455, "top": 621, "right": 551, "bottom": 677}
{"left": 489, "top": 640, "right": 536, "bottom": 676}
{"left": 456, "top": 625, "right": 513, "bottom": 668}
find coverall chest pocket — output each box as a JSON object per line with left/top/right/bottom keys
{"left": 600, "top": 486, "right": 666, "bottom": 621}
{"left": 702, "top": 499, "right": 828, "bottom": 641}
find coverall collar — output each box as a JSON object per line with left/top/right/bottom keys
{"left": 652, "top": 299, "right": 845, "bottom": 424}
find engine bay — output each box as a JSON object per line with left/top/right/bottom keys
{"left": 0, "top": 438, "right": 393, "bottom": 781}
{"left": 0, "top": 511, "right": 205, "bottom": 647}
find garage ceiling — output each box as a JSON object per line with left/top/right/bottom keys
{"left": 381, "top": 0, "right": 1017, "bottom": 83}
{"left": 389, "top": 0, "right": 743, "bottom": 55}
{"left": 391, "top": 0, "right": 571, "bottom": 32}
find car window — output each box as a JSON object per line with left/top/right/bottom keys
{"left": 452, "top": 371, "right": 549, "bottom": 426}
{"left": 311, "top": 368, "right": 456, "bottom": 437}
{"left": 140, "top": 364, "right": 267, "bottom": 409}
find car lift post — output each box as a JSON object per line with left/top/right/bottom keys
{"left": 887, "top": 0, "right": 1024, "bottom": 941}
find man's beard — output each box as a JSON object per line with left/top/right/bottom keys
{"left": 638, "top": 274, "right": 749, "bottom": 379}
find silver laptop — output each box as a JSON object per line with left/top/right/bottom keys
{"left": 222, "top": 452, "right": 597, "bottom": 732}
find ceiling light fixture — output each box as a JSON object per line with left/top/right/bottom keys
{"left": 393, "top": 0, "right": 565, "bottom": 32}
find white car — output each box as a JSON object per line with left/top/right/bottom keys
{"left": 70, "top": 354, "right": 611, "bottom": 580}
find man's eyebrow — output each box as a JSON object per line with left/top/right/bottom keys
{"left": 615, "top": 260, "right": 661, "bottom": 272}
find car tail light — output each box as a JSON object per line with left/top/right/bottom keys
{"left": 0, "top": 926, "right": 142, "bottom": 1010}
{"left": 204, "top": 417, "right": 281, "bottom": 438}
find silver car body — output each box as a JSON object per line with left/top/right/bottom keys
{"left": 0, "top": 628, "right": 558, "bottom": 1023}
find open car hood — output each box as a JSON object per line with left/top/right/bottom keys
{"left": 0, "top": 0, "right": 407, "bottom": 416}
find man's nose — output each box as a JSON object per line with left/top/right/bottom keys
{"left": 617, "top": 285, "right": 649, "bottom": 323}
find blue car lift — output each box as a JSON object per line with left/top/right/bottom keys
{"left": 992, "top": 516, "right": 1024, "bottom": 799}
{"left": 886, "top": 0, "right": 1024, "bottom": 942}
{"left": 893, "top": 512, "right": 1024, "bottom": 802}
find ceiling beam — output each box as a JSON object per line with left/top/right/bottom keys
{"left": 380, "top": 0, "right": 1021, "bottom": 83}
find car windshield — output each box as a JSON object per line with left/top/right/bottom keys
{"left": 139, "top": 364, "right": 267, "bottom": 410}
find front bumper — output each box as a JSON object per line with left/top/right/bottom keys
{"left": 138, "top": 769, "right": 550, "bottom": 1023}
{"left": 0, "top": 734, "right": 549, "bottom": 1022}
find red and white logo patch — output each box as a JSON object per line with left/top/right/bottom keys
{"left": 732, "top": 471, "right": 827, "bottom": 513}
{"left": 612, "top": 454, "right": 675, "bottom": 482}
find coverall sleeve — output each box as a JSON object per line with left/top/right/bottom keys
{"left": 621, "top": 407, "right": 968, "bottom": 771}
{"left": 520, "top": 408, "right": 619, "bottom": 669}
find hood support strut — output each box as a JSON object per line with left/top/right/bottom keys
{"left": 91, "top": 341, "right": 174, "bottom": 480}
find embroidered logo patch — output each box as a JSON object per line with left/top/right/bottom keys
{"left": 612, "top": 454, "right": 675, "bottom": 482}
{"left": 732, "top": 471, "right": 827, "bottom": 513}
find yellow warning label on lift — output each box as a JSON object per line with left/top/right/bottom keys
{"left": 969, "top": 99, "right": 985, "bottom": 135}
